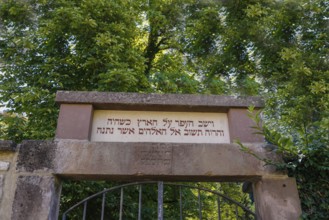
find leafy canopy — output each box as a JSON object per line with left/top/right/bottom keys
{"left": 0, "top": 0, "right": 328, "bottom": 219}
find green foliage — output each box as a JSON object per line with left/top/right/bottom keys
{"left": 0, "top": 111, "right": 28, "bottom": 142}
{"left": 0, "top": 0, "right": 148, "bottom": 141}
{"left": 1, "top": 0, "right": 328, "bottom": 218}
{"left": 237, "top": 106, "right": 329, "bottom": 219}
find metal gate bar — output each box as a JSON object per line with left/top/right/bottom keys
{"left": 138, "top": 185, "right": 142, "bottom": 220}
{"left": 82, "top": 201, "right": 87, "bottom": 220}
{"left": 101, "top": 193, "right": 106, "bottom": 220}
{"left": 179, "top": 185, "right": 183, "bottom": 220}
{"left": 217, "top": 197, "right": 221, "bottom": 220}
{"left": 157, "top": 181, "right": 164, "bottom": 220}
{"left": 198, "top": 188, "right": 202, "bottom": 220}
{"left": 119, "top": 188, "right": 123, "bottom": 220}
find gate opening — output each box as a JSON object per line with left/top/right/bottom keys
{"left": 59, "top": 180, "right": 255, "bottom": 220}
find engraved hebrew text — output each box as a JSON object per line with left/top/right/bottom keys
{"left": 91, "top": 110, "right": 230, "bottom": 143}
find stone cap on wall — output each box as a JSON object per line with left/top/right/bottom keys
{"left": 0, "top": 140, "right": 16, "bottom": 151}
{"left": 55, "top": 91, "right": 264, "bottom": 112}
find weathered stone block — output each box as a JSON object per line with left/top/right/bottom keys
{"left": 53, "top": 140, "right": 283, "bottom": 181}
{"left": 16, "top": 141, "right": 55, "bottom": 172}
{"left": 228, "top": 108, "right": 264, "bottom": 143}
{"left": 55, "top": 91, "right": 265, "bottom": 111}
{"left": 56, "top": 104, "right": 93, "bottom": 140}
{"left": 12, "top": 175, "right": 61, "bottom": 220}
{"left": 253, "top": 177, "right": 302, "bottom": 220}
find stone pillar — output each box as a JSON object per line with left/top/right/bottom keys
{"left": 253, "top": 177, "right": 302, "bottom": 220}
{"left": 12, "top": 141, "right": 62, "bottom": 220}
{"left": 12, "top": 175, "right": 61, "bottom": 220}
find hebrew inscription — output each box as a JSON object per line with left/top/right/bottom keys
{"left": 138, "top": 144, "right": 172, "bottom": 166}
{"left": 91, "top": 110, "right": 230, "bottom": 143}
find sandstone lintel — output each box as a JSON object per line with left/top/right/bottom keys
{"left": 55, "top": 91, "right": 264, "bottom": 112}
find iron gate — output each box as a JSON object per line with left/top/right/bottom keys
{"left": 62, "top": 181, "right": 255, "bottom": 220}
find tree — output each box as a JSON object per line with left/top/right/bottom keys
{"left": 227, "top": 1, "right": 329, "bottom": 218}
{"left": 247, "top": 2, "right": 329, "bottom": 218}
{"left": 0, "top": 0, "right": 149, "bottom": 140}
{"left": 1, "top": 0, "right": 328, "bottom": 219}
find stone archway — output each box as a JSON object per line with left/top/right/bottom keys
{"left": 0, "top": 91, "right": 301, "bottom": 220}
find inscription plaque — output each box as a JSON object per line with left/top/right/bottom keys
{"left": 133, "top": 144, "right": 173, "bottom": 173}
{"left": 91, "top": 110, "right": 230, "bottom": 143}
{"left": 138, "top": 144, "right": 172, "bottom": 166}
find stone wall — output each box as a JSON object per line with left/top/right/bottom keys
{"left": 0, "top": 141, "right": 18, "bottom": 220}
{"left": 0, "top": 141, "right": 61, "bottom": 220}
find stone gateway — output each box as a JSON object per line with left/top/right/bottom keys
{"left": 0, "top": 91, "right": 302, "bottom": 220}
